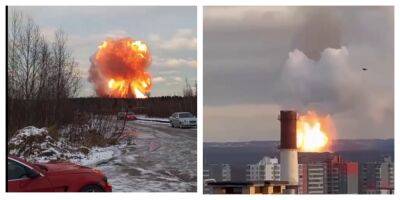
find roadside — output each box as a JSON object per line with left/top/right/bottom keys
{"left": 95, "top": 120, "right": 197, "bottom": 192}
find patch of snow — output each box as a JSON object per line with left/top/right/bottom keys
{"left": 136, "top": 116, "right": 170, "bottom": 123}
{"left": 74, "top": 146, "right": 119, "bottom": 166}
{"left": 8, "top": 126, "right": 84, "bottom": 162}
{"left": 134, "top": 120, "right": 170, "bottom": 126}
{"left": 8, "top": 126, "right": 120, "bottom": 167}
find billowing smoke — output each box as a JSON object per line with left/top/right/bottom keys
{"left": 89, "top": 38, "right": 152, "bottom": 98}
{"left": 291, "top": 9, "right": 342, "bottom": 61}
{"left": 280, "top": 46, "right": 393, "bottom": 126}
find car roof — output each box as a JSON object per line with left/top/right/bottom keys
{"left": 8, "top": 156, "right": 28, "bottom": 164}
{"left": 8, "top": 155, "right": 21, "bottom": 160}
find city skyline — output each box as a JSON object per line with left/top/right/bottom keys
{"left": 204, "top": 153, "right": 394, "bottom": 194}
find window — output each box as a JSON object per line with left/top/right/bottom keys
{"left": 255, "top": 186, "right": 262, "bottom": 193}
{"left": 8, "top": 160, "right": 29, "bottom": 180}
{"left": 225, "top": 187, "right": 243, "bottom": 194}
{"left": 179, "top": 113, "right": 194, "bottom": 118}
{"left": 272, "top": 186, "right": 281, "bottom": 194}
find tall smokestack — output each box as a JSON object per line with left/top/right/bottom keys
{"left": 279, "top": 110, "right": 299, "bottom": 192}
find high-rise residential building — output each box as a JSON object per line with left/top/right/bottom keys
{"left": 359, "top": 162, "right": 380, "bottom": 194}
{"left": 359, "top": 156, "right": 394, "bottom": 194}
{"left": 246, "top": 157, "right": 280, "bottom": 181}
{"left": 204, "top": 164, "right": 231, "bottom": 182}
{"left": 326, "top": 155, "right": 346, "bottom": 194}
{"left": 306, "top": 163, "right": 327, "bottom": 194}
{"left": 325, "top": 155, "right": 358, "bottom": 194}
{"left": 298, "top": 164, "right": 308, "bottom": 194}
{"left": 299, "top": 156, "right": 358, "bottom": 194}
{"left": 378, "top": 156, "right": 394, "bottom": 191}
{"left": 221, "top": 164, "right": 232, "bottom": 181}
{"left": 346, "top": 162, "right": 359, "bottom": 194}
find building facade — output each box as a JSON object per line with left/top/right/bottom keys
{"left": 246, "top": 157, "right": 280, "bottom": 181}
{"left": 306, "top": 163, "right": 327, "bottom": 194}
{"left": 325, "top": 155, "right": 358, "bottom": 194}
{"left": 359, "top": 156, "right": 394, "bottom": 194}
{"left": 204, "top": 164, "right": 232, "bottom": 182}
{"left": 298, "top": 164, "right": 308, "bottom": 194}
{"left": 346, "top": 162, "right": 359, "bottom": 194}
{"left": 379, "top": 156, "right": 394, "bottom": 191}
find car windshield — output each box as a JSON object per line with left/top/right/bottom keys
{"left": 179, "top": 113, "right": 194, "bottom": 118}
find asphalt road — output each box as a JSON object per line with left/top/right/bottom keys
{"left": 95, "top": 120, "right": 197, "bottom": 192}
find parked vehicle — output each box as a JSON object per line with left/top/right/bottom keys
{"left": 169, "top": 112, "right": 197, "bottom": 128}
{"left": 117, "top": 112, "right": 137, "bottom": 120}
{"left": 7, "top": 156, "right": 112, "bottom": 192}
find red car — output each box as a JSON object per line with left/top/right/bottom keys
{"left": 126, "top": 112, "right": 137, "bottom": 120}
{"left": 7, "top": 156, "right": 112, "bottom": 192}
{"left": 117, "top": 112, "right": 137, "bottom": 121}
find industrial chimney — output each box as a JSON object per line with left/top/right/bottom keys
{"left": 279, "top": 110, "right": 299, "bottom": 193}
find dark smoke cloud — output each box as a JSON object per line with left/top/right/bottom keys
{"left": 291, "top": 9, "right": 342, "bottom": 60}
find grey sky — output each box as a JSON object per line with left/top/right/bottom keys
{"left": 204, "top": 7, "right": 394, "bottom": 142}
{"left": 10, "top": 6, "right": 197, "bottom": 97}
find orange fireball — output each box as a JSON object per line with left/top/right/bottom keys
{"left": 296, "top": 111, "right": 335, "bottom": 152}
{"left": 89, "top": 38, "right": 152, "bottom": 98}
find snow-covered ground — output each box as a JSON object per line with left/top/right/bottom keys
{"left": 95, "top": 120, "right": 197, "bottom": 192}
{"left": 136, "top": 115, "right": 170, "bottom": 123}
{"left": 8, "top": 126, "right": 120, "bottom": 166}
{"left": 72, "top": 146, "right": 119, "bottom": 166}
{"left": 8, "top": 118, "right": 197, "bottom": 192}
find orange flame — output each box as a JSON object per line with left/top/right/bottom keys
{"left": 89, "top": 38, "right": 152, "bottom": 98}
{"left": 296, "top": 111, "right": 335, "bottom": 152}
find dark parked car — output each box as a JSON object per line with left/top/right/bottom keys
{"left": 7, "top": 156, "right": 112, "bottom": 192}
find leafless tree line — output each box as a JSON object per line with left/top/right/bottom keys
{"left": 68, "top": 96, "right": 197, "bottom": 118}
{"left": 7, "top": 10, "right": 81, "bottom": 138}
{"left": 183, "top": 78, "right": 197, "bottom": 97}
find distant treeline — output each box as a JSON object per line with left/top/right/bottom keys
{"left": 7, "top": 96, "right": 196, "bottom": 139}
{"left": 69, "top": 96, "right": 197, "bottom": 117}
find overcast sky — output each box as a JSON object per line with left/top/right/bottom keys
{"left": 10, "top": 6, "right": 197, "bottom": 97}
{"left": 204, "top": 6, "right": 394, "bottom": 142}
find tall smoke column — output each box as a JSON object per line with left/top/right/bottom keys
{"left": 279, "top": 110, "right": 299, "bottom": 192}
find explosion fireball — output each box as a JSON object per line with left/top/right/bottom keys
{"left": 296, "top": 111, "right": 335, "bottom": 152}
{"left": 89, "top": 38, "right": 152, "bottom": 98}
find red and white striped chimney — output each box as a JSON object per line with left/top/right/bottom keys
{"left": 279, "top": 110, "right": 299, "bottom": 188}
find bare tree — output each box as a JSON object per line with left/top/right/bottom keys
{"left": 194, "top": 81, "right": 197, "bottom": 96}
{"left": 50, "top": 29, "right": 81, "bottom": 122}
{"left": 7, "top": 10, "right": 81, "bottom": 137}
{"left": 7, "top": 11, "right": 22, "bottom": 99}
{"left": 183, "top": 78, "right": 194, "bottom": 97}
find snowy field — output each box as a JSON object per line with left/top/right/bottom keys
{"left": 93, "top": 120, "right": 197, "bottom": 192}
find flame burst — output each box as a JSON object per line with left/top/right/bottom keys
{"left": 296, "top": 111, "right": 335, "bottom": 152}
{"left": 89, "top": 38, "right": 152, "bottom": 98}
